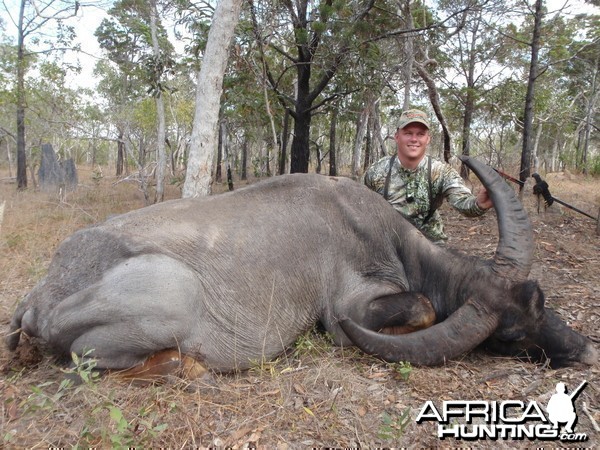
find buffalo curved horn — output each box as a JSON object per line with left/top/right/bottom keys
{"left": 458, "top": 156, "right": 534, "bottom": 281}
{"left": 338, "top": 156, "right": 534, "bottom": 365}
{"left": 339, "top": 298, "right": 500, "bottom": 366}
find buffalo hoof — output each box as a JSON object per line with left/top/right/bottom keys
{"left": 111, "top": 349, "right": 209, "bottom": 385}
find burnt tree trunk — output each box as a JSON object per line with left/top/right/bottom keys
{"left": 241, "top": 136, "right": 248, "bottom": 181}
{"left": 329, "top": 107, "right": 338, "bottom": 176}
{"left": 116, "top": 129, "right": 125, "bottom": 177}
{"left": 216, "top": 121, "right": 224, "bottom": 183}
{"left": 290, "top": 87, "right": 312, "bottom": 173}
{"left": 363, "top": 117, "right": 372, "bottom": 172}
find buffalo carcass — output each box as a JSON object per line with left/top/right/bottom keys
{"left": 5, "top": 157, "right": 597, "bottom": 376}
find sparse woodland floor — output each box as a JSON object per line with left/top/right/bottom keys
{"left": 0, "top": 166, "right": 598, "bottom": 448}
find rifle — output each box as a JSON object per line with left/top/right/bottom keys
{"left": 569, "top": 380, "right": 588, "bottom": 400}
{"left": 494, "top": 168, "right": 525, "bottom": 187}
{"left": 494, "top": 169, "right": 598, "bottom": 222}
{"left": 551, "top": 198, "right": 598, "bottom": 221}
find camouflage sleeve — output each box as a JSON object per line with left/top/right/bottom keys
{"left": 363, "top": 165, "right": 377, "bottom": 191}
{"left": 440, "top": 164, "right": 486, "bottom": 217}
{"left": 363, "top": 157, "right": 390, "bottom": 194}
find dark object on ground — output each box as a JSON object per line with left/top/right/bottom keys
{"left": 532, "top": 173, "right": 554, "bottom": 212}
{"left": 38, "top": 143, "right": 78, "bottom": 193}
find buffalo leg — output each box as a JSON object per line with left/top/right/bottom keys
{"left": 41, "top": 254, "right": 208, "bottom": 373}
{"left": 363, "top": 293, "right": 436, "bottom": 335}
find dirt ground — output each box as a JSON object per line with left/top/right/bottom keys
{"left": 0, "top": 167, "right": 598, "bottom": 448}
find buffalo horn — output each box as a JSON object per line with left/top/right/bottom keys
{"left": 458, "top": 156, "right": 533, "bottom": 281}
{"left": 339, "top": 298, "right": 500, "bottom": 366}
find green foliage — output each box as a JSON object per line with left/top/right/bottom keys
{"left": 295, "top": 27, "right": 309, "bottom": 45}
{"left": 387, "top": 361, "right": 413, "bottom": 381}
{"left": 10, "top": 349, "right": 169, "bottom": 446}
{"left": 81, "top": 402, "right": 168, "bottom": 447}
{"left": 67, "top": 350, "right": 102, "bottom": 384}
{"left": 292, "top": 327, "right": 334, "bottom": 359}
{"left": 378, "top": 407, "right": 412, "bottom": 441}
{"left": 143, "top": 53, "right": 177, "bottom": 98}
{"left": 0, "top": 0, "right": 597, "bottom": 179}
{"left": 21, "top": 350, "right": 99, "bottom": 419}
{"left": 588, "top": 154, "right": 600, "bottom": 176}
{"left": 5, "top": 232, "right": 23, "bottom": 249}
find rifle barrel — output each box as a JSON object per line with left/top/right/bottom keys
{"left": 492, "top": 168, "right": 597, "bottom": 222}
{"left": 552, "top": 198, "right": 598, "bottom": 221}
{"left": 569, "top": 380, "right": 588, "bottom": 400}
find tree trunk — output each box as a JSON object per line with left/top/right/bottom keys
{"left": 401, "top": 0, "right": 414, "bottom": 110}
{"left": 116, "top": 129, "right": 125, "bottom": 177}
{"left": 16, "top": 0, "right": 27, "bottom": 190}
{"left": 532, "top": 121, "right": 543, "bottom": 173}
{"left": 415, "top": 62, "right": 452, "bottom": 163}
{"left": 262, "top": 60, "right": 278, "bottom": 175}
{"left": 581, "top": 58, "right": 598, "bottom": 175}
{"left": 550, "top": 131, "right": 559, "bottom": 172}
{"left": 363, "top": 117, "right": 372, "bottom": 172}
{"left": 352, "top": 104, "right": 369, "bottom": 179}
{"left": 290, "top": 83, "right": 312, "bottom": 173}
{"left": 286, "top": 1, "right": 362, "bottom": 174}
{"left": 241, "top": 135, "right": 248, "bottom": 181}
{"left": 183, "top": 0, "right": 244, "bottom": 198}
{"left": 290, "top": 117, "right": 311, "bottom": 173}
{"left": 279, "top": 109, "right": 290, "bottom": 175}
{"left": 460, "top": 14, "right": 481, "bottom": 178}
{"left": 216, "top": 120, "right": 224, "bottom": 183}
{"left": 315, "top": 143, "right": 322, "bottom": 174}
{"left": 329, "top": 107, "right": 338, "bottom": 176}
{"left": 221, "top": 120, "right": 233, "bottom": 190}
{"left": 6, "top": 139, "right": 13, "bottom": 178}
{"left": 150, "top": 0, "right": 167, "bottom": 203}
{"left": 371, "top": 99, "right": 387, "bottom": 159}
{"left": 519, "top": 0, "right": 543, "bottom": 189}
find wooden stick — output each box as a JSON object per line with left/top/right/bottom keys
{"left": 582, "top": 402, "right": 600, "bottom": 432}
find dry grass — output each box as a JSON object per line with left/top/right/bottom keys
{"left": 0, "top": 166, "right": 599, "bottom": 448}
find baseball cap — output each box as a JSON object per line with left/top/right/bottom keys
{"left": 398, "top": 109, "right": 430, "bottom": 129}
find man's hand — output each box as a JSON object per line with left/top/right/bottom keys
{"left": 476, "top": 188, "right": 493, "bottom": 210}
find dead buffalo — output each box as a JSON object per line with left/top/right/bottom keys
{"left": 5, "top": 156, "right": 597, "bottom": 377}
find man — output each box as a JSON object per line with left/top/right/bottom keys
{"left": 363, "top": 109, "right": 492, "bottom": 242}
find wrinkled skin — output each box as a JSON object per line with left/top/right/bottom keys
{"left": 5, "top": 157, "right": 597, "bottom": 375}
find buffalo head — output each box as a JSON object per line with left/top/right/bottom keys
{"left": 338, "top": 156, "right": 597, "bottom": 368}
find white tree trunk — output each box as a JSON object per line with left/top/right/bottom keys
{"left": 532, "top": 121, "right": 543, "bottom": 173}
{"left": 401, "top": 0, "right": 414, "bottom": 110}
{"left": 150, "top": 0, "right": 167, "bottom": 203}
{"left": 370, "top": 98, "right": 387, "bottom": 158}
{"left": 352, "top": 105, "right": 369, "bottom": 179}
{"left": 183, "top": 0, "right": 244, "bottom": 198}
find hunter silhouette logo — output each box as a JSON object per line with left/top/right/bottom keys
{"left": 416, "top": 380, "right": 589, "bottom": 442}
{"left": 546, "top": 381, "right": 586, "bottom": 434}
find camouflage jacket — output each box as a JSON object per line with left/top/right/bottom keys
{"left": 363, "top": 155, "right": 485, "bottom": 241}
